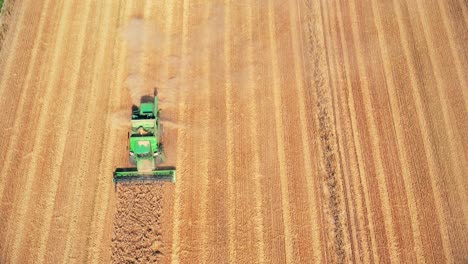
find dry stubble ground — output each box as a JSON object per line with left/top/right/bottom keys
{"left": 112, "top": 183, "right": 165, "bottom": 263}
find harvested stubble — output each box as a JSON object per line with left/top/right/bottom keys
{"left": 111, "top": 183, "right": 165, "bottom": 264}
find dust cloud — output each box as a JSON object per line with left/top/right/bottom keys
{"left": 110, "top": 109, "right": 130, "bottom": 130}
{"left": 119, "top": 4, "right": 228, "bottom": 109}
{"left": 121, "top": 18, "right": 167, "bottom": 106}
{"left": 116, "top": 3, "right": 268, "bottom": 131}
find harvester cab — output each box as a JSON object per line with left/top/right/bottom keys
{"left": 114, "top": 92, "right": 176, "bottom": 184}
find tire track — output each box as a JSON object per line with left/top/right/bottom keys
{"left": 339, "top": 0, "right": 390, "bottom": 261}
{"left": 323, "top": 1, "right": 364, "bottom": 262}
{"left": 274, "top": 0, "right": 330, "bottom": 262}
{"left": 305, "top": 0, "right": 349, "bottom": 262}
{"left": 333, "top": 1, "right": 379, "bottom": 261}
{"left": 4, "top": 0, "right": 78, "bottom": 261}
{"left": 321, "top": 1, "right": 363, "bottom": 262}
{"left": 267, "top": 0, "right": 294, "bottom": 263}
{"left": 327, "top": 5, "right": 374, "bottom": 262}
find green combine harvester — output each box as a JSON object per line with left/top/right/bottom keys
{"left": 114, "top": 91, "right": 176, "bottom": 183}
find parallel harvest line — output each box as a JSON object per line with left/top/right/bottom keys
{"left": 223, "top": 1, "right": 236, "bottom": 262}
{"left": 413, "top": 0, "right": 468, "bottom": 221}
{"left": 61, "top": 0, "right": 123, "bottom": 262}
{"left": 434, "top": 0, "right": 468, "bottom": 109}
{"left": 7, "top": 0, "right": 76, "bottom": 262}
{"left": 393, "top": 0, "right": 456, "bottom": 259}
{"left": 414, "top": 0, "right": 468, "bottom": 136}
{"left": 0, "top": 0, "right": 32, "bottom": 97}
{"left": 245, "top": 1, "right": 266, "bottom": 263}
{"left": 0, "top": 0, "right": 55, "bottom": 201}
{"left": 199, "top": 2, "right": 211, "bottom": 262}
{"left": 87, "top": 1, "right": 127, "bottom": 262}
{"left": 267, "top": 0, "right": 294, "bottom": 262}
{"left": 397, "top": 0, "right": 458, "bottom": 258}
{"left": 307, "top": 0, "right": 350, "bottom": 260}
{"left": 159, "top": 0, "right": 178, "bottom": 259}
{"left": 289, "top": 0, "right": 323, "bottom": 262}
{"left": 0, "top": 2, "right": 64, "bottom": 258}
{"left": 325, "top": 1, "right": 362, "bottom": 261}
{"left": 160, "top": 0, "right": 176, "bottom": 88}
{"left": 456, "top": 0, "right": 468, "bottom": 26}
{"left": 318, "top": 0, "right": 353, "bottom": 261}
{"left": 170, "top": 0, "right": 191, "bottom": 262}
{"left": 348, "top": 0, "right": 399, "bottom": 261}
{"left": 34, "top": 0, "right": 95, "bottom": 262}
{"left": 90, "top": 7, "right": 128, "bottom": 264}
{"left": 331, "top": 5, "right": 371, "bottom": 263}
{"left": 368, "top": 0, "right": 427, "bottom": 261}
{"left": 334, "top": 1, "right": 378, "bottom": 261}
{"left": 0, "top": 0, "right": 44, "bottom": 167}
{"left": 322, "top": 1, "right": 361, "bottom": 261}
{"left": 60, "top": 7, "right": 116, "bottom": 259}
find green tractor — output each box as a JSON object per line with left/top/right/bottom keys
{"left": 114, "top": 91, "right": 176, "bottom": 183}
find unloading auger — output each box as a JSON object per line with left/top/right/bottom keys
{"left": 114, "top": 90, "right": 176, "bottom": 183}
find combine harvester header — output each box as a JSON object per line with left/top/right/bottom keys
{"left": 114, "top": 90, "right": 176, "bottom": 183}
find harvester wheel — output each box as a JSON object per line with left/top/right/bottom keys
{"left": 159, "top": 123, "right": 164, "bottom": 139}
{"left": 129, "top": 155, "right": 136, "bottom": 165}
{"left": 155, "top": 155, "right": 164, "bottom": 165}
{"left": 155, "top": 148, "right": 166, "bottom": 165}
